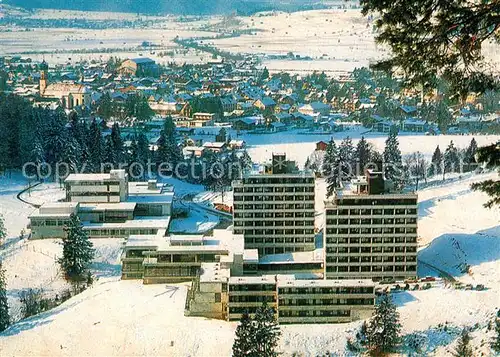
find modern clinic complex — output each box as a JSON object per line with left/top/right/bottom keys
{"left": 29, "top": 154, "right": 418, "bottom": 324}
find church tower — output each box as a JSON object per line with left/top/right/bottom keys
{"left": 39, "top": 60, "right": 48, "bottom": 95}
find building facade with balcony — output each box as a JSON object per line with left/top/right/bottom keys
{"left": 233, "top": 154, "right": 316, "bottom": 256}
{"left": 324, "top": 171, "right": 418, "bottom": 282}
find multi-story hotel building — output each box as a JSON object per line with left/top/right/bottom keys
{"left": 232, "top": 154, "right": 316, "bottom": 255}
{"left": 324, "top": 170, "right": 418, "bottom": 282}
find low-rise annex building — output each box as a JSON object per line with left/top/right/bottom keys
{"left": 29, "top": 170, "right": 173, "bottom": 240}
{"left": 121, "top": 228, "right": 245, "bottom": 284}
{"left": 186, "top": 262, "right": 375, "bottom": 324}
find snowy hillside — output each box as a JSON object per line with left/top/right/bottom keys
{"left": 0, "top": 169, "right": 498, "bottom": 355}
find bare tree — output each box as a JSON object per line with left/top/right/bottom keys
{"left": 406, "top": 152, "right": 428, "bottom": 191}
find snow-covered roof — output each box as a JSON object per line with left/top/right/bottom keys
{"left": 83, "top": 216, "right": 170, "bottom": 229}
{"left": 259, "top": 249, "right": 324, "bottom": 265}
{"left": 79, "top": 203, "right": 137, "bottom": 212}
{"left": 276, "top": 277, "right": 374, "bottom": 288}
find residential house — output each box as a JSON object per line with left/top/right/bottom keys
{"left": 254, "top": 96, "right": 276, "bottom": 113}
{"left": 298, "top": 101, "right": 330, "bottom": 116}
{"left": 118, "top": 58, "right": 158, "bottom": 77}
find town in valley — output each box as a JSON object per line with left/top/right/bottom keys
{"left": 0, "top": 1, "right": 499, "bottom": 356}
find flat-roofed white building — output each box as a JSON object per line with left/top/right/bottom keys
{"left": 65, "top": 170, "right": 128, "bottom": 203}
{"left": 30, "top": 202, "right": 79, "bottom": 239}
{"left": 30, "top": 171, "right": 173, "bottom": 240}
{"left": 121, "top": 228, "right": 244, "bottom": 284}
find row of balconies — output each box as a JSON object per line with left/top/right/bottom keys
{"left": 278, "top": 304, "right": 373, "bottom": 311}
{"left": 326, "top": 207, "right": 417, "bottom": 214}
{"left": 276, "top": 293, "right": 374, "bottom": 300}
{"left": 235, "top": 215, "right": 315, "bottom": 220}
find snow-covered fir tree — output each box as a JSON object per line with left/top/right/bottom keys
{"left": 156, "top": 117, "right": 182, "bottom": 173}
{"left": 129, "top": 132, "right": 151, "bottom": 180}
{"left": 429, "top": 145, "right": 443, "bottom": 177}
{"left": 28, "top": 138, "right": 46, "bottom": 180}
{"left": 103, "top": 136, "right": 117, "bottom": 169}
{"left": 338, "top": 136, "right": 355, "bottom": 180}
{"left": 355, "top": 136, "right": 371, "bottom": 175}
{"left": 463, "top": 137, "right": 478, "bottom": 171}
{"left": 61, "top": 136, "right": 81, "bottom": 175}
{"left": 491, "top": 310, "right": 500, "bottom": 354}
{"left": 239, "top": 150, "right": 253, "bottom": 172}
{"left": 323, "top": 139, "right": 340, "bottom": 198}
{"left": 305, "top": 150, "right": 324, "bottom": 176}
{"left": 87, "top": 119, "right": 104, "bottom": 173}
{"left": 0, "top": 213, "right": 6, "bottom": 243}
{"left": 383, "top": 130, "right": 403, "bottom": 188}
{"left": 453, "top": 328, "right": 473, "bottom": 357}
{"left": 471, "top": 142, "right": 500, "bottom": 208}
{"left": 58, "top": 214, "right": 95, "bottom": 281}
{"left": 443, "top": 140, "right": 460, "bottom": 180}
{"left": 366, "top": 294, "right": 401, "bottom": 354}
{"left": 253, "top": 301, "right": 281, "bottom": 357}
{"left": 110, "top": 122, "right": 125, "bottom": 165}
{"left": 0, "top": 262, "right": 9, "bottom": 333}
{"left": 232, "top": 312, "right": 255, "bottom": 357}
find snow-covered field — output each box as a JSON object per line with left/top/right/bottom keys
{"left": 243, "top": 129, "right": 500, "bottom": 168}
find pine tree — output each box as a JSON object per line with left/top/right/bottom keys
{"left": 383, "top": 130, "right": 403, "bottom": 187}
{"left": 361, "top": 0, "right": 499, "bottom": 97}
{"left": 0, "top": 262, "right": 9, "bottom": 332}
{"left": 453, "top": 328, "right": 473, "bottom": 357}
{"left": 492, "top": 310, "right": 500, "bottom": 354}
{"left": 322, "top": 139, "right": 339, "bottom": 198}
{"left": 463, "top": 138, "right": 478, "bottom": 172}
{"left": 305, "top": 150, "right": 324, "bottom": 176}
{"left": 356, "top": 136, "right": 371, "bottom": 176}
{"left": 471, "top": 142, "right": 500, "bottom": 208}
{"left": 253, "top": 301, "right": 281, "bottom": 357}
{"left": 444, "top": 141, "right": 460, "bottom": 180}
{"left": 216, "top": 128, "right": 227, "bottom": 143}
{"left": 339, "top": 136, "right": 355, "bottom": 180}
{"left": 97, "top": 92, "right": 113, "bottom": 120}
{"left": 156, "top": 117, "right": 181, "bottom": 174}
{"left": 61, "top": 135, "right": 80, "bottom": 176}
{"left": 260, "top": 67, "right": 270, "bottom": 83}
{"left": 110, "top": 123, "right": 125, "bottom": 165}
{"left": 429, "top": 145, "right": 443, "bottom": 177}
{"left": 0, "top": 214, "right": 6, "bottom": 243}
{"left": 87, "top": 119, "right": 104, "bottom": 173}
{"left": 232, "top": 312, "right": 256, "bottom": 357}
{"left": 366, "top": 294, "right": 401, "bottom": 354}
{"left": 103, "top": 136, "right": 117, "bottom": 170}
{"left": 28, "top": 138, "right": 46, "bottom": 180}
{"left": 239, "top": 150, "right": 253, "bottom": 172}
{"left": 129, "top": 132, "right": 151, "bottom": 180}
{"left": 58, "top": 214, "right": 95, "bottom": 281}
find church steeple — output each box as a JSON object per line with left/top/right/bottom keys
{"left": 39, "top": 60, "right": 48, "bottom": 94}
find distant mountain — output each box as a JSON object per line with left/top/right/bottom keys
{"left": 3, "top": 0, "right": 330, "bottom": 15}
